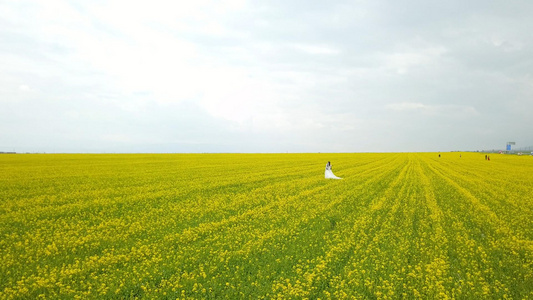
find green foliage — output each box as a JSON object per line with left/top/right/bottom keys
{"left": 1, "top": 153, "right": 532, "bottom": 298}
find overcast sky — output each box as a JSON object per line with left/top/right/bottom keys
{"left": 1, "top": 0, "right": 532, "bottom": 153}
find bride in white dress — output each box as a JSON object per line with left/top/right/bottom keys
{"left": 325, "top": 161, "right": 342, "bottom": 179}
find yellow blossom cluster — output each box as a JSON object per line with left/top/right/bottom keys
{"left": 0, "top": 152, "right": 532, "bottom": 298}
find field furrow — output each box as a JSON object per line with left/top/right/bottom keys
{"left": 1, "top": 153, "right": 532, "bottom": 299}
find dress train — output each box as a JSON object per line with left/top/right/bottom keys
{"left": 325, "top": 169, "right": 342, "bottom": 179}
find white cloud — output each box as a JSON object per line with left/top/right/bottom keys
{"left": 1, "top": 0, "right": 532, "bottom": 152}
{"left": 292, "top": 44, "right": 341, "bottom": 55}
{"left": 386, "top": 102, "right": 427, "bottom": 111}
{"left": 384, "top": 45, "right": 447, "bottom": 75}
{"left": 386, "top": 102, "right": 479, "bottom": 118}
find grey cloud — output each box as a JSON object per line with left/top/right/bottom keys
{"left": 1, "top": 0, "right": 532, "bottom": 153}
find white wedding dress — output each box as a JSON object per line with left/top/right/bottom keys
{"left": 325, "top": 163, "right": 342, "bottom": 179}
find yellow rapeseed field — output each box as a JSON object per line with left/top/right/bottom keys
{"left": 1, "top": 153, "right": 532, "bottom": 299}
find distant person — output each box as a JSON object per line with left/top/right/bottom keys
{"left": 439, "top": 154, "right": 441, "bottom": 158}
{"left": 485, "top": 155, "right": 487, "bottom": 160}
{"left": 325, "top": 161, "right": 342, "bottom": 179}
{"left": 488, "top": 155, "right": 490, "bottom": 161}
